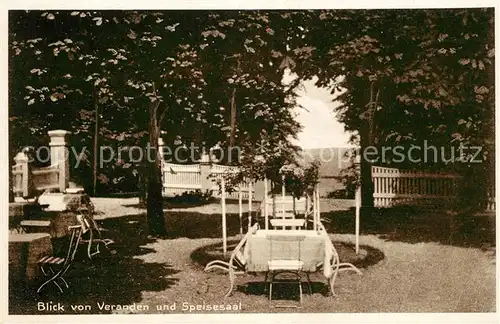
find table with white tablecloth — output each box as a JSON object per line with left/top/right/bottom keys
{"left": 224, "top": 224, "right": 360, "bottom": 297}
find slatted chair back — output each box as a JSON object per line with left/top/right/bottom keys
{"left": 266, "top": 234, "right": 306, "bottom": 264}
{"left": 261, "top": 197, "right": 307, "bottom": 219}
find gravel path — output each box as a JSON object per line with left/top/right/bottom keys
{"left": 90, "top": 197, "right": 354, "bottom": 219}
{"left": 109, "top": 235, "right": 495, "bottom": 313}
{"left": 87, "top": 198, "right": 495, "bottom": 313}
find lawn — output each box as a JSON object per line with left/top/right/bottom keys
{"left": 8, "top": 198, "right": 495, "bottom": 314}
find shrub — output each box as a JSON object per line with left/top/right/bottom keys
{"left": 170, "top": 189, "right": 215, "bottom": 205}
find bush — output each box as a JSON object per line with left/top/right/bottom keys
{"left": 170, "top": 189, "right": 215, "bottom": 205}
{"left": 326, "top": 188, "right": 355, "bottom": 199}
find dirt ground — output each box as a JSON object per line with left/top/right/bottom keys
{"left": 8, "top": 198, "right": 495, "bottom": 315}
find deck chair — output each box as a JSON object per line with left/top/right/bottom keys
{"left": 316, "top": 222, "right": 362, "bottom": 296}
{"left": 76, "top": 207, "right": 116, "bottom": 259}
{"left": 37, "top": 225, "right": 82, "bottom": 293}
{"left": 204, "top": 223, "right": 259, "bottom": 297}
{"left": 204, "top": 223, "right": 259, "bottom": 273}
{"left": 265, "top": 234, "right": 310, "bottom": 307}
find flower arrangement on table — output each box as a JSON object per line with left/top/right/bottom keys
{"left": 279, "top": 160, "right": 320, "bottom": 199}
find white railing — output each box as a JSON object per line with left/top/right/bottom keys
{"left": 209, "top": 164, "right": 254, "bottom": 199}
{"left": 161, "top": 162, "right": 255, "bottom": 199}
{"left": 371, "top": 166, "right": 462, "bottom": 208}
{"left": 12, "top": 160, "right": 60, "bottom": 197}
{"left": 162, "top": 163, "right": 202, "bottom": 196}
{"left": 32, "top": 166, "right": 60, "bottom": 191}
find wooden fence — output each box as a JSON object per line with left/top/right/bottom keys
{"left": 161, "top": 162, "right": 256, "bottom": 199}
{"left": 371, "top": 166, "right": 495, "bottom": 211}
{"left": 160, "top": 161, "right": 495, "bottom": 212}
{"left": 161, "top": 163, "right": 202, "bottom": 196}
{"left": 372, "top": 166, "right": 461, "bottom": 208}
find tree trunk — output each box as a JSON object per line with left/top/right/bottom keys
{"left": 229, "top": 87, "right": 237, "bottom": 147}
{"left": 146, "top": 100, "right": 166, "bottom": 237}
{"left": 229, "top": 56, "right": 241, "bottom": 148}
{"left": 138, "top": 161, "right": 148, "bottom": 204}
{"left": 359, "top": 82, "right": 378, "bottom": 215}
{"left": 360, "top": 121, "right": 375, "bottom": 212}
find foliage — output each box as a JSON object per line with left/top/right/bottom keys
{"left": 170, "top": 190, "right": 215, "bottom": 206}
{"left": 280, "top": 160, "right": 321, "bottom": 199}
{"left": 285, "top": 9, "right": 494, "bottom": 165}
{"left": 282, "top": 9, "right": 494, "bottom": 209}
{"left": 9, "top": 10, "right": 306, "bottom": 234}
{"left": 9, "top": 9, "right": 494, "bottom": 219}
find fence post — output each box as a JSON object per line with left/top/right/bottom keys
{"left": 200, "top": 151, "right": 212, "bottom": 194}
{"left": 14, "top": 151, "right": 30, "bottom": 197}
{"left": 48, "top": 130, "right": 71, "bottom": 193}
{"left": 157, "top": 137, "right": 164, "bottom": 161}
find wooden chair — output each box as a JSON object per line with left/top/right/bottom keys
{"left": 270, "top": 218, "right": 306, "bottom": 230}
{"left": 261, "top": 196, "right": 307, "bottom": 219}
{"left": 37, "top": 225, "right": 82, "bottom": 294}
{"left": 265, "top": 234, "right": 310, "bottom": 307}
{"left": 76, "top": 207, "right": 116, "bottom": 259}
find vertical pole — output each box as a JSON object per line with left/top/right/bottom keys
{"left": 238, "top": 185, "right": 243, "bottom": 235}
{"left": 248, "top": 180, "right": 253, "bottom": 231}
{"left": 272, "top": 183, "right": 276, "bottom": 220}
{"left": 355, "top": 185, "right": 361, "bottom": 255}
{"left": 264, "top": 177, "right": 269, "bottom": 230}
{"left": 281, "top": 174, "right": 285, "bottom": 216}
{"left": 355, "top": 154, "right": 362, "bottom": 254}
{"left": 316, "top": 185, "right": 321, "bottom": 226}
{"left": 305, "top": 194, "right": 309, "bottom": 228}
{"left": 93, "top": 100, "right": 99, "bottom": 197}
{"left": 222, "top": 177, "right": 227, "bottom": 256}
{"left": 313, "top": 188, "right": 317, "bottom": 231}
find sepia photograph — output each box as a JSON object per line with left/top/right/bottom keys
{"left": 3, "top": 3, "right": 497, "bottom": 322}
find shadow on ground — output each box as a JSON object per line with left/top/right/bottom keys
{"left": 9, "top": 214, "right": 180, "bottom": 315}
{"left": 190, "top": 240, "right": 384, "bottom": 271}
{"left": 165, "top": 211, "right": 255, "bottom": 239}
{"left": 238, "top": 279, "right": 331, "bottom": 299}
{"left": 123, "top": 197, "right": 253, "bottom": 210}
{"left": 322, "top": 207, "right": 496, "bottom": 248}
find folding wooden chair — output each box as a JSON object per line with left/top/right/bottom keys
{"left": 37, "top": 225, "right": 82, "bottom": 294}
{"left": 265, "top": 234, "right": 311, "bottom": 307}
{"left": 76, "top": 207, "right": 116, "bottom": 259}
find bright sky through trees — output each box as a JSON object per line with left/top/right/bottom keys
{"left": 283, "top": 70, "right": 353, "bottom": 149}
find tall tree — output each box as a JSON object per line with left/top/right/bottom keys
{"left": 9, "top": 10, "right": 306, "bottom": 234}
{"left": 283, "top": 9, "right": 494, "bottom": 212}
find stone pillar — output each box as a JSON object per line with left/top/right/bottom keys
{"left": 200, "top": 151, "right": 212, "bottom": 194}
{"left": 48, "top": 130, "right": 71, "bottom": 193}
{"left": 14, "top": 151, "right": 29, "bottom": 197}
